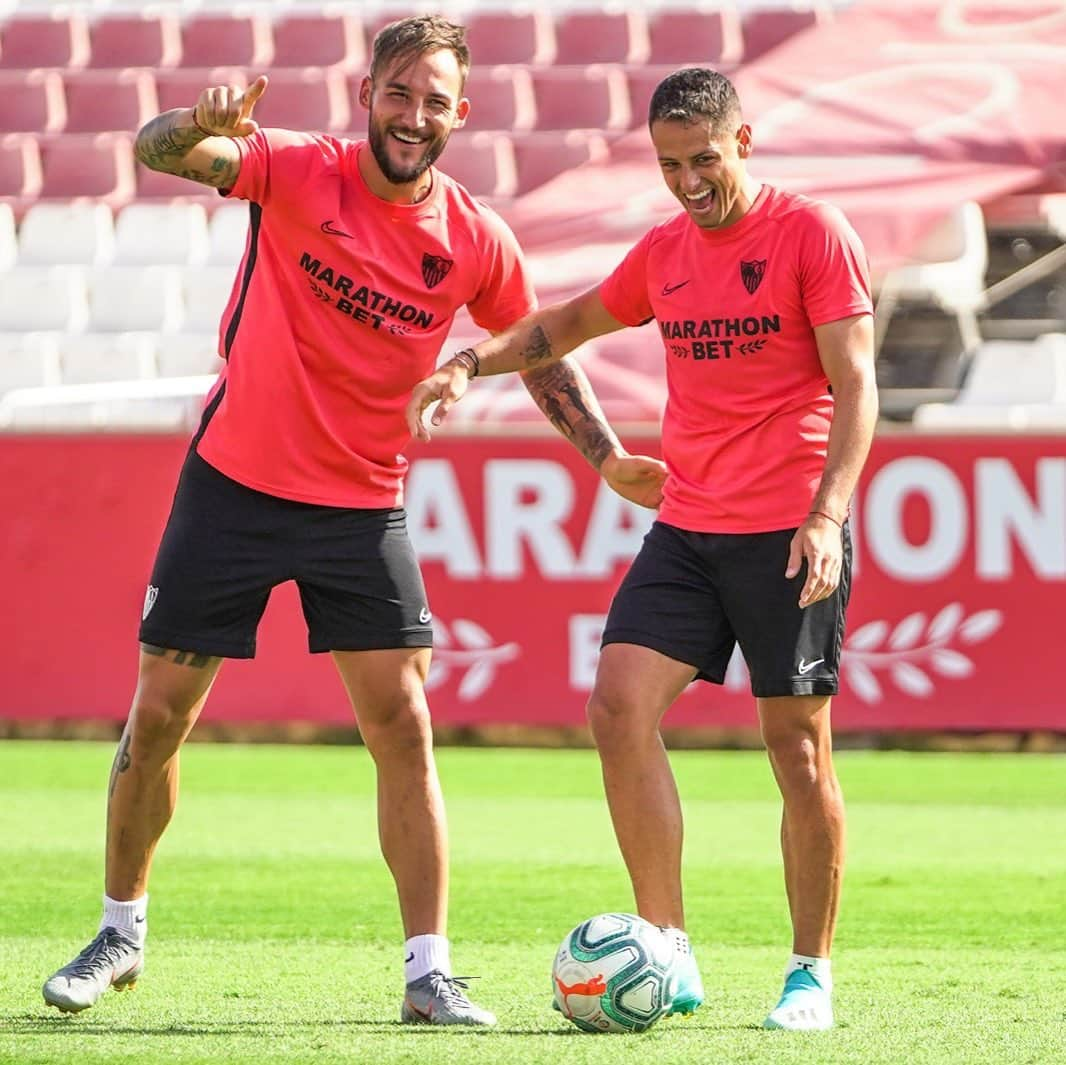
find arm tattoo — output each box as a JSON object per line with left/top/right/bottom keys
{"left": 134, "top": 111, "right": 237, "bottom": 188}
{"left": 521, "top": 359, "right": 619, "bottom": 469}
{"left": 522, "top": 325, "right": 554, "bottom": 366}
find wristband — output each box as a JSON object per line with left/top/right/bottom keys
{"left": 190, "top": 113, "right": 215, "bottom": 138}
{"left": 809, "top": 509, "right": 843, "bottom": 528}
{"left": 452, "top": 347, "right": 480, "bottom": 378}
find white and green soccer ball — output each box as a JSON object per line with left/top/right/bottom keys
{"left": 551, "top": 912, "right": 676, "bottom": 1033}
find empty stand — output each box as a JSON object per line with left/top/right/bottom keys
{"left": 529, "top": 66, "right": 630, "bottom": 132}
{"left": 0, "top": 70, "right": 64, "bottom": 134}
{"left": 0, "top": 202, "right": 13, "bottom": 268}
{"left": 553, "top": 9, "right": 649, "bottom": 65}
{"left": 179, "top": 14, "right": 273, "bottom": 70}
{"left": 114, "top": 202, "right": 210, "bottom": 266}
{"left": 460, "top": 66, "right": 535, "bottom": 134}
{"left": 57, "top": 331, "right": 156, "bottom": 385}
{"left": 183, "top": 265, "right": 236, "bottom": 332}
{"left": 0, "top": 13, "right": 90, "bottom": 70}
{"left": 61, "top": 69, "right": 155, "bottom": 135}
{"left": 87, "top": 12, "right": 181, "bottom": 70}
{"left": 37, "top": 134, "right": 136, "bottom": 204}
{"left": 0, "top": 265, "right": 88, "bottom": 331}
{"left": 88, "top": 265, "right": 183, "bottom": 332}
{"left": 0, "top": 133, "right": 42, "bottom": 204}
{"left": 18, "top": 201, "right": 115, "bottom": 265}
{"left": 464, "top": 10, "right": 555, "bottom": 66}
{"left": 251, "top": 67, "right": 351, "bottom": 133}
{"left": 646, "top": 8, "right": 742, "bottom": 67}
{"left": 438, "top": 131, "right": 516, "bottom": 202}
{"left": 207, "top": 203, "right": 250, "bottom": 264}
{"left": 512, "top": 131, "right": 609, "bottom": 196}
{"left": 741, "top": 7, "right": 825, "bottom": 62}
{"left": 154, "top": 68, "right": 248, "bottom": 115}
{"left": 0, "top": 331, "right": 61, "bottom": 394}
{"left": 156, "top": 332, "right": 224, "bottom": 378}
{"left": 271, "top": 12, "right": 365, "bottom": 70}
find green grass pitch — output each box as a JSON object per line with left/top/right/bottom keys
{"left": 0, "top": 741, "right": 1063, "bottom": 1064}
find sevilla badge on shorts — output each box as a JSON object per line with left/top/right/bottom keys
{"left": 422, "top": 253, "right": 454, "bottom": 289}
{"left": 740, "top": 258, "right": 767, "bottom": 294}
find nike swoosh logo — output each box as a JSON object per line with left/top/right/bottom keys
{"left": 320, "top": 220, "right": 352, "bottom": 238}
{"left": 661, "top": 280, "right": 690, "bottom": 296}
{"left": 405, "top": 952, "right": 414, "bottom": 964}
{"left": 418, "top": 608, "right": 432, "bottom": 624}
{"left": 134, "top": 916, "right": 145, "bottom": 923}
{"left": 797, "top": 658, "right": 825, "bottom": 675}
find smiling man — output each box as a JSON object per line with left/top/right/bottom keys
{"left": 408, "top": 67, "right": 879, "bottom": 1031}
{"left": 40, "top": 16, "right": 666, "bottom": 1027}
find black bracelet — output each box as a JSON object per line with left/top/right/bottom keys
{"left": 453, "top": 347, "right": 480, "bottom": 377}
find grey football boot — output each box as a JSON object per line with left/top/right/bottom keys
{"left": 42, "top": 926, "right": 144, "bottom": 1013}
{"left": 401, "top": 970, "right": 496, "bottom": 1027}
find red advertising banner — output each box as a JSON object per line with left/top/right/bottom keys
{"left": 1, "top": 433, "right": 1063, "bottom": 731}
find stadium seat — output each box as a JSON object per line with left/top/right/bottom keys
{"left": 88, "top": 265, "right": 183, "bottom": 332}
{"left": 464, "top": 10, "right": 555, "bottom": 65}
{"left": 250, "top": 67, "right": 351, "bottom": 133}
{"left": 741, "top": 7, "right": 826, "bottom": 62}
{"left": 529, "top": 66, "right": 631, "bottom": 132}
{"left": 0, "top": 330, "right": 61, "bottom": 394}
{"left": 512, "top": 130, "right": 609, "bottom": 196}
{"left": 438, "top": 131, "right": 517, "bottom": 202}
{"left": 37, "top": 133, "right": 136, "bottom": 204}
{"left": 271, "top": 12, "right": 365, "bottom": 70}
{"left": 153, "top": 67, "right": 248, "bottom": 116}
{"left": 913, "top": 333, "right": 1066, "bottom": 429}
{"left": 114, "top": 203, "right": 210, "bottom": 266}
{"left": 0, "top": 13, "right": 90, "bottom": 70}
{"left": 183, "top": 265, "right": 236, "bottom": 332}
{"left": 207, "top": 202, "right": 250, "bottom": 264}
{"left": 18, "top": 201, "right": 115, "bottom": 265}
{"left": 87, "top": 12, "right": 181, "bottom": 70}
{"left": 0, "top": 265, "right": 89, "bottom": 331}
{"left": 0, "top": 202, "right": 14, "bottom": 268}
{"left": 0, "top": 133, "right": 42, "bottom": 205}
{"left": 0, "top": 70, "right": 64, "bottom": 134}
{"left": 646, "top": 8, "right": 743, "bottom": 66}
{"left": 156, "top": 331, "right": 225, "bottom": 378}
{"left": 460, "top": 66, "right": 535, "bottom": 133}
{"left": 57, "top": 330, "right": 157, "bottom": 385}
{"left": 552, "top": 9, "right": 650, "bottom": 65}
{"left": 179, "top": 14, "right": 273, "bottom": 70}
{"left": 61, "top": 69, "right": 156, "bottom": 135}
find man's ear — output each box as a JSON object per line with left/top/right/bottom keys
{"left": 358, "top": 75, "right": 372, "bottom": 110}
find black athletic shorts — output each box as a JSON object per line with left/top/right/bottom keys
{"left": 138, "top": 449, "right": 433, "bottom": 658}
{"left": 601, "top": 520, "right": 852, "bottom": 699}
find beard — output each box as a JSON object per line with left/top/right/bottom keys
{"left": 368, "top": 123, "right": 449, "bottom": 185}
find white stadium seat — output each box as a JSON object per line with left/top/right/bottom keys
{"left": 207, "top": 203, "right": 251, "bottom": 265}
{"left": 88, "top": 266, "right": 183, "bottom": 332}
{"left": 113, "top": 203, "right": 210, "bottom": 266}
{"left": 57, "top": 331, "right": 156, "bottom": 385}
{"left": 182, "top": 266, "right": 236, "bottom": 333}
{"left": 17, "top": 202, "right": 115, "bottom": 266}
{"left": 0, "top": 204, "right": 16, "bottom": 270}
{"left": 0, "top": 331, "right": 61, "bottom": 394}
{"left": 0, "top": 266, "right": 88, "bottom": 331}
{"left": 156, "top": 332, "right": 224, "bottom": 378}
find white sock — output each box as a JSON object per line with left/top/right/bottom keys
{"left": 100, "top": 893, "right": 148, "bottom": 948}
{"left": 787, "top": 953, "right": 832, "bottom": 993}
{"left": 404, "top": 933, "right": 450, "bottom": 982}
{"left": 662, "top": 926, "right": 692, "bottom": 957}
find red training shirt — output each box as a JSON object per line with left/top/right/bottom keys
{"left": 599, "top": 185, "right": 872, "bottom": 533}
{"left": 197, "top": 129, "right": 535, "bottom": 507}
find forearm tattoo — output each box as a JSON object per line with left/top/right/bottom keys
{"left": 134, "top": 111, "right": 237, "bottom": 187}
{"left": 521, "top": 359, "right": 619, "bottom": 469}
{"left": 522, "top": 325, "right": 554, "bottom": 366}
{"left": 141, "top": 643, "right": 216, "bottom": 669}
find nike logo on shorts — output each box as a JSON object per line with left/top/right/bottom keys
{"left": 418, "top": 607, "right": 432, "bottom": 624}
{"left": 797, "top": 658, "right": 825, "bottom": 675}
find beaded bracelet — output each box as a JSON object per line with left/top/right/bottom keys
{"left": 451, "top": 348, "right": 480, "bottom": 378}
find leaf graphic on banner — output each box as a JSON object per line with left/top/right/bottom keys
{"left": 958, "top": 610, "right": 1003, "bottom": 644}
{"left": 928, "top": 602, "right": 963, "bottom": 643}
{"left": 847, "top": 620, "right": 888, "bottom": 651}
{"left": 451, "top": 619, "right": 493, "bottom": 649}
{"left": 892, "top": 661, "right": 934, "bottom": 697}
{"left": 889, "top": 612, "right": 927, "bottom": 651}
{"left": 930, "top": 648, "right": 974, "bottom": 677}
{"left": 458, "top": 660, "right": 494, "bottom": 700}
{"left": 845, "top": 660, "right": 882, "bottom": 702}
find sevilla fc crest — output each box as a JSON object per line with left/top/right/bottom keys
{"left": 422, "top": 252, "right": 454, "bottom": 289}
{"left": 740, "top": 258, "right": 767, "bottom": 294}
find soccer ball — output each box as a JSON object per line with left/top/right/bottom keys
{"left": 551, "top": 912, "right": 676, "bottom": 1033}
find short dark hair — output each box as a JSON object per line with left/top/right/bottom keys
{"left": 371, "top": 15, "right": 470, "bottom": 88}
{"left": 648, "top": 68, "right": 742, "bottom": 132}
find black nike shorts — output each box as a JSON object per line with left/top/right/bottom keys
{"left": 601, "top": 520, "right": 852, "bottom": 699}
{"left": 138, "top": 449, "right": 433, "bottom": 658}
